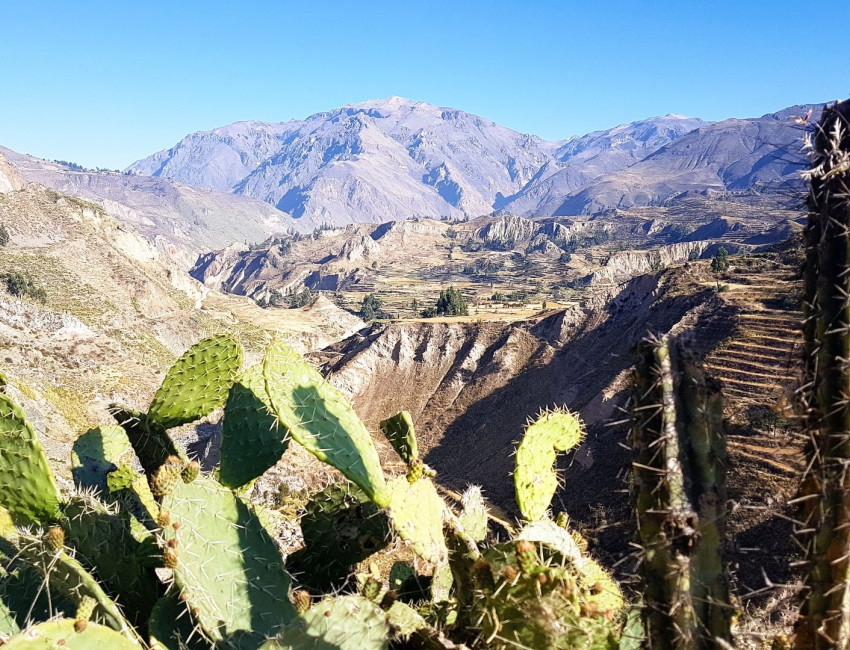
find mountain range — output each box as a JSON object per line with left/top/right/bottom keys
{"left": 127, "top": 96, "right": 819, "bottom": 226}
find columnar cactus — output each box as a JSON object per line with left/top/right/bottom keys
{"left": 630, "top": 333, "right": 730, "bottom": 648}
{"left": 796, "top": 99, "right": 850, "bottom": 648}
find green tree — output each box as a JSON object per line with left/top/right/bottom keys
{"left": 361, "top": 293, "right": 383, "bottom": 321}
{"left": 711, "top": 247, "right": 730, "bottom": 273}
{"left": 435, "top": 286, "right": 468, "bottom": 316}
{"left": 0, "top": 223, "right": 9, "bottom": 246}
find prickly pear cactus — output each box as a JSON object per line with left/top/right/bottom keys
{"left": 286, "top": 481, "right": 389, "bottom": 592}
{"left": 457, "top": 485, "right": 488, "bottom": 543}
{"left": 219, "top": 363, "right": 289, "bottom": 489}
{"left": 796, "top": 99, "right": 850, "bottom": 648}
{"left": 147, "top": 334, "right": 243, "bottom": 430}
{"left": 262, "top": 341, "right": 389, "bottom": 506}
{"left": 60, "top": 495, "right": 161, "bottom": 627}
{"left": 466, "top": 540, "right": 622, "bottom": 649}
{"left": 109, "top": 406, "right": 186, "bottom": 478}
{"left": 0, "top": 392, "right": 62, "bottom": 525}
{"left": 514, "top": 407, "right": 583, "bottom": 522}
{"left": 71, "top": 426, "right": 159, "bottom": 527}
{"left": 261, "top": 595, "right": 389, "bottom": 650}
{"left": 160, "top": 476, "right": 296, "bottom": 647}
{"left": 2, "top": 619, "right": 140, "bottom": 649}
{"left": 386, "top": 476, "right": 448, "bottom": 566}
{"left": 379, "top": 411, "right": 418, "bottom": 465}
{"left": 148, "top": 594, "right": 209, "bottom": 650}
{"left": 13, "top": 532, "right": 139, "bottom": 642}
{"left": 630, "top": 334, "right": 730, "bottom": 648}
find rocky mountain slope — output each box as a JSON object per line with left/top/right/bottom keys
{"left": 0, "top": 146, "right": 316, "bottom": 268}
{"left": 190, "top": 199, "right": 801, "bottom": 315}
{"left": 552, "top": 104, "right": 820, "bottom": 215}
{"left": 0, "top": 181, "right": 362, "bottom": 480}
{"left": 128, "top": 97, "right": 819, "bottom": 225}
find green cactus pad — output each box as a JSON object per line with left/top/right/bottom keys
{"left": 148, "top": 594, "right": 209, "bottom": 650}
{"left": 379, "top": 411, "right": 418, "bottom": 465}
{"left": 13, "top": 533, "right": 138, "bottom": 642}
{"left": 514, "top": 407, "right": 583, "bottom": 522}
{"left": 3, "top": 619, "right": 139, "bottom": 649}
{"left": 60, "top": 495, "right": 161, "bottom": 626}
{"left": 457, "top": 485, "right": 488, "bottom": 542}
{"left": 386, "top": 476, "right": 448, "bottom": 565}
{"left": 109, "top": 406, "right": 187, "bottom": 477}
{"left": 71, "top": 426, "right": 159, "bottom": 527}
{"left": 262, "top": 342, "right": 389, "bottom": 506}
{"left": 0, "top": 393, "right": 62, "bottom": 525}
{"left": 516, "top": 519, "right": 582, "bottom": 563}
{"left": 148, "top": 335, "right": 243, "bottom": 431}
{"left": 386, "top": 601, "right": 427, "bottom": 638}
{"left": 389, "top": 562, "right": 415, "bottom": 591}
{"left": 72, "top": 426, "right": 135, "bottom": 493}
{"left": 261, "top": 595, "right": 389, "bottom": 650}
{"left": 286, "top": 482, "right": 389, "bottom": 592}
{"left": 219, "top": 364, "right": 290, "bottom": 489}
{"left": 160, "top": 476, "right": 295, "bottom": 646}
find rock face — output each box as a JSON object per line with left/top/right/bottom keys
{"left": 0, "top": 146, "right": 313, "bottom": 268}
{"left": 587, "top": 242, "right": 708, "bottom": 285}
{"left": 0, "top": 151, "right": 24, "bottom": 193}
{"left": 127, "top": 97, "right": 819, "bottom": 224}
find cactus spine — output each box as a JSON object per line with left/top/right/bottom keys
{"left": 796, "top": 99, "right": 850, "bottom": 647}
{"left": 630, "top": 334, "right": 730, "bottom": 648}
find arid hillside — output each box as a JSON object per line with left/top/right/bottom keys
{"left": 0, "top": 183, "right": 363, "bottom": 486}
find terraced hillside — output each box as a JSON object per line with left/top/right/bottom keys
{"left": 701, "top": 253, "right": 806, "bottom": 642}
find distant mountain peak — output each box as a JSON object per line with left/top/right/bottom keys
{"left": 126, "top": 100, "right": 817, "bottom": 225}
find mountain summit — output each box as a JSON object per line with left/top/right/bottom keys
{"left": 127, "top": 97, "right": 817, "bottom": 225}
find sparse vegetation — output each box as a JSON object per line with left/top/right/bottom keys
{"left": 0, "top": 271, "right": 47, "bottom": 303}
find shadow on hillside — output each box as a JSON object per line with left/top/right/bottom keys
{"left": 425, "top": 277, "right": 736, "bottom": 566}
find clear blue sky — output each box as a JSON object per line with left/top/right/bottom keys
{"left": 2, "top": 1, "right": 848, "bottom": 170}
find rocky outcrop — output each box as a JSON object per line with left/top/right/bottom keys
{"left": 0, "top": 151, "right": 24, "bottom": 193}
{"left": 474, "top": 215, "right": 536, "bottom": 244}
{"left": 587, "top": 241, "right": 708, "bottom": 285}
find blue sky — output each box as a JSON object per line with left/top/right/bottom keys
{"left": 1, "top": 1, "right": 848, "bottom": 169}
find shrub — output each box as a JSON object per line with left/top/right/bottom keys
{"left": 0, "top": 223, "right": 9, "bottom": 246}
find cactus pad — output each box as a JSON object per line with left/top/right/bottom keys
{"left": 147, "top": 335, "right": 242, "bottom": 430}
{"left": 457, "top": 485, "right": 488, "bottom": 542}
{"left": 148, "top": 594, "right": 207, "bottom": 650}
{"left": 379, "top": 411, "right": 418, "bottom": 465}
{"left": 261, "top": 595, "right": 389, "bottom": 650}
{"left": 386, "top": 601, "right": 427, "bottom": 638}
{"left": 286, "top": 482, "right": 389, "bottom": 592}
{"left": 60, "top": 495, "right": 161, "bottom": 627}
{"left": 160, "top": 476, "right": 295, "bottom": 646}
{"left": 14, "top": 533, "right": 138, "bottom": 642}
{"left": 262, "top": 342, "right": 389, "bottom": 506}
{"left": 0, "top": 393, "right": 62, "bottom": 525}
{"left": 514, "top": 407, "right": 583, "bottom": 522}
{"left": 2, "top": 619, "right": 139, "bottom": 649}
{"left": 109, "top": 406, "right": 186, "bottom": 477}
{"left": 386, "top": 476, "right": 448, "bottom": 565}
{"left": 219, "top": 363, "right": 289, "bottom": 489}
